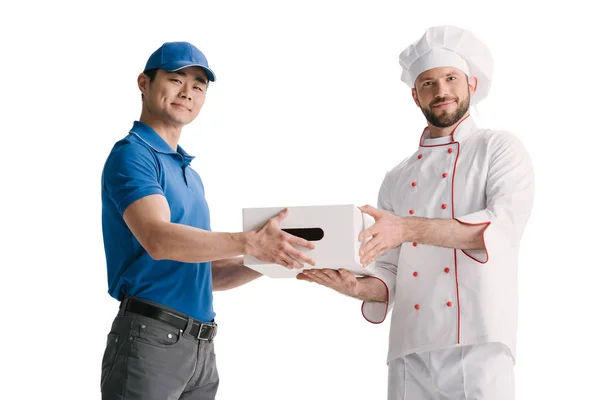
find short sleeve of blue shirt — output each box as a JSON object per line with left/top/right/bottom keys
{"left": 103, "top": 141, "right": 164, "bottom": 215}
{"left": 101, "top": 121, "right": 215, "bottom": 323}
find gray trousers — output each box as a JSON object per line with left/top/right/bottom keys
{"left": 101, "top": 299, "right": 219, "bottom": 400}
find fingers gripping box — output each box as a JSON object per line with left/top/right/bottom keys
{"left": 242, "top": 204, "right": 376, "bottom": 278}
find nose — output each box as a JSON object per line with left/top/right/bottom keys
{"left": 179, "top": 83, "right": 192, "bottom": 100}
{"left": 433, "top": 80, "right": 450, "bottom": 98}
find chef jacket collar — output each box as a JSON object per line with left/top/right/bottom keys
{"left": 419, "top": 114, "right": 476, "bottom": 146}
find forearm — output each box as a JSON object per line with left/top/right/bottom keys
{"left": 403, "top": 217, "right": 485, "bottom": 249}
{"left": 354, "top": 276, "right": 388, "bottom": 302}
{"left": 150, "top": 222, "right": 251, "bottom": 263}
{"left": 212, "top": 257, "right": 262, "bottom": 291}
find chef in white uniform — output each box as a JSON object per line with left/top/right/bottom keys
{"left": 298, "top": 25, "right": 534, "bottom": 400}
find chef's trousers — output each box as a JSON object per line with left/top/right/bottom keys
{"left": 388, "top": 342, "right": 514, "bottom": 400}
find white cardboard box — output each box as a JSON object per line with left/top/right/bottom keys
{"left": 242, "top": 204, "right": 376, "bottom": 278}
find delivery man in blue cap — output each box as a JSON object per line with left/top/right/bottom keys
{"left": 99, "top": 41, "right": 316, "bottom": 400}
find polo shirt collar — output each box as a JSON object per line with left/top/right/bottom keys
{"left": 129, "top": 121, "right": 195, "bottom": 165}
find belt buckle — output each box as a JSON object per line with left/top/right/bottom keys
{"left": 197, "top": 322, "right": 217, "bottom": 341}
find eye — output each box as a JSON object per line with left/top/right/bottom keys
{"left": 170, "top": 79, "right": 182, "bottom": 84}
{"left": 448, "top": 76, "right": 457, "bottom": 81}
{"left": 194, "top": 86, "right": 204, "bottom": 92}
{"left": 423, "top": 81, "right": 432, "bottom": 87}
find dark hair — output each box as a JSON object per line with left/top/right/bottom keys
{"left": 141, "top": 68, "right": 158, "bottom": 100}
{"left": 144, "top": 68, "right": 158, "bottom": 81}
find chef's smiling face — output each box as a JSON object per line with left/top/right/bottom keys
{"left": 412, "top": 67, "right": 477, "bottom": 128}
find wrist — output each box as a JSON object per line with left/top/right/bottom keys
{"left": 234, "top": 231, "right": 254, "bottom": 255}
{"left": 357, "top": 276, "right": 388, "bottom": 302}
{"left": 353, "top": 277, "right": 366, "bottom": 298}
{"left": 395, "top": 216, "right": 412, "bottom": 244}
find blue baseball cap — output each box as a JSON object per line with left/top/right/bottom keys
{"left": 144, "top": 41, "right": 216, "bottom": 82}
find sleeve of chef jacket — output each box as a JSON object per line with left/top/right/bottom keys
{"left": 455, "top": 131, "right": 535, "bottom": 263}
{"left": 361, "top": 171, "right": 400, "bottom": 324}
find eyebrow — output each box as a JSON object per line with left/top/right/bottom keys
{"left": 172, "top": 70, "right": 208, "bottom": 85}
{"left": 418, "top": 72, "right": 459, "bottom": 82}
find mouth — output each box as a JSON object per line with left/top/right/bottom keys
{"left": 171, "top": 103, "right": 190, "bottom": 112}
{"left": 431, "top": 100, "right": 457, "bottom": 109}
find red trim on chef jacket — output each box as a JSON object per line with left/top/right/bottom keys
{"left": 361, "top": 276, "right": 389, "bottom": 324}
{"left": 418, "top": 113, "right": 470, "bottom": 146}
{"left": 416, "top": 116, "right": 470, "bottom": 344}
{"left": 453, "top": 219, "right": 491, "bottom": 264}
{"left": 450, "top": 141, "right": 462, "bottom": 344}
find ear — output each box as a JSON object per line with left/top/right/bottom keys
{"left": 468, "top": 76, "right": 478, "bottom": 97}
{"left": 411, "top": 87, "right": 420, "bottom": 107}
{"left": 138, "top": 73, "right": 149, "bottom": 96}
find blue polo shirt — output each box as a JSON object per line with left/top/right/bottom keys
{"left": 101, "top": 121, "right": 215, "bottom": 322}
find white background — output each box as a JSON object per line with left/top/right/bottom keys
{"left": 1, "top": 0, "right": 598, "bottom": 399}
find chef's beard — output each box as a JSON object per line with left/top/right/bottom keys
{"left": 421, "top": 95, "right": 470, "bottom": 128}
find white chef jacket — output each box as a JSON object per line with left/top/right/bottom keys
{"left": 361, "top": 115, "right": 534, "bottom": 364}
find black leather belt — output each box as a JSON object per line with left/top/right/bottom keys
{"left": 122, "top": 298, "right": 217, "bottom": 341}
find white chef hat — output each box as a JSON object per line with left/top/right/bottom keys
{"left": 399, "top": 25, "right": 494, "bottom": 105}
